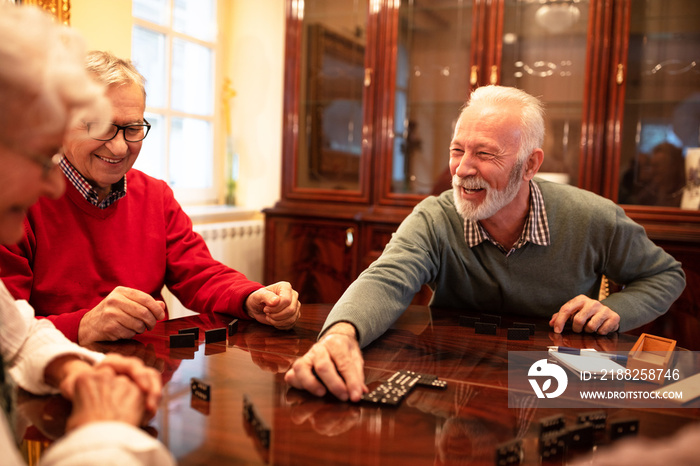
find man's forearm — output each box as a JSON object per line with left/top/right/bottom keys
{"left": 319, "top": 322, "right": 358, "bottom": 341}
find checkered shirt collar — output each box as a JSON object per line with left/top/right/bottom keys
{"left": 59, "top": 156, "right": 126, "bottom": 209}
{"left": 463, "top": 180, "right": 550, "bottom": 255}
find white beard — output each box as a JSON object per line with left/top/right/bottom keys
{"left": 452, "top": 160, "right": 524, "bottom": 221}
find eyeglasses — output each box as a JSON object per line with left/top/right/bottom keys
{"left": 20, "top": 149, "right": 63, "bottom": 179}
{"left": 86, "top": 119, "right": 151, "bottom": 142}
{"left": 0, "top": 139, "right": 63, "bottom": 178}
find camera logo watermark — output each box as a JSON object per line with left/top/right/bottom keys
{"left": 528, "top": 358, "right": 568, "bottom": 398}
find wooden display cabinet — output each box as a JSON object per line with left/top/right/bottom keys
{"left": 265, "top": 212, "right": 360, "bottom": 304}
{"left": 264, "top": 0, "right": 700, "bottom": 348}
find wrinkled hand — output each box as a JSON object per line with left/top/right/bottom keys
{"left": 65, "top": 366, "right": 147, "bottom": 432}
{"left": 284, "top": 323, "right": 367, "bottom": 402}
{"left": 78, "top": 286, "right": 166, "bottom": 345}
{"left": 245, "top": 281, "right": 300, "bottom": 330}
{"left": 58, "top": 353, "right": 162, "bottom": 425}
{"left": 96, "top": 354, "right": 162, "bottom": 422}
{"left": 550, "top": 295, "right": 620, "bottom": 335}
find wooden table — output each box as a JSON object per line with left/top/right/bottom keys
{"left": 20, "top": 305, "right": 700, "bottom": 465}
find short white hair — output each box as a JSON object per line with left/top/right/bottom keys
{"left": 462, "top": 85, "right": 545, "bottom": 162}
{"left": 86, "top": 50, "right": 147, "bottom": 98}
{"left": 0, "top": 4, "right": 110, "bottom": 146}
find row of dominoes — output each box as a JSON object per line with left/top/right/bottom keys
{"left": 459, "top": 314, "right": 536, "bottom": 340}
{"left": 168, "top": 319, "right": 240, "bottom": 348}
{"left": 496, "top": 412, "right": 639, "bottom": 465}
{"left": 361, "top": 370, "right": 447, "bottom": 406}
{"left": 243, "top": 394, "right": 271, "bottom": 449}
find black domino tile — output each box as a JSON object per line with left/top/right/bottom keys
{"left": 566, "top": 422, "right": 595, "bottom": 450}
{"left": 228, "top": 318, "right": 239, "bottom": 336}
{"left": 415, "top": 373, "right": 448, "bottom": 389}
{"left": 243, "top": 394, "right": 271, "bottom": 449}
{"left": 540, "top": 430, "right": 566, "bottom": 459}
{"left": 507, "top": 327, "right": 530, "bottom": 340}
{"left": 512, "top": 322, "right": 536, "bottom": 335}
{"left": 459, "top": 315, "right": 479, "bottom": 327}
{"left": 191, "top": 377, "right": 211, "bottom": 402}
{"left": 178, "top": 327, "right": 200, "bottom": 339}
{"left": 495, "top": 439, "right": 523, "bottom": 465}
{"left": 361, "top": 370, "right": 447, "bottom": 406}
{"left": 539, "top": 414, "right": 566, "bottom": 437}
{"left": 577, "top": 410, "right": 607, "bottom": 431}
{"left": 475, "top": 322, "right": 498, "bottom": 335}
{"left": 205, "top": 327, "right": 227, "bottom": 344}
{"left": 610, "top": 418, "right": 639, "bottom": 441}
{"left": 169, "top": 333, "right": 196, "bottom": 348}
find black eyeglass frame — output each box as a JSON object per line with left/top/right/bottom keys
{"left": 0, "top": 139, "right": 63, "bottom": 179}
{"left": 29, "top": 151, "right": 64, "bottom": 178}
{"left": 86, "top": 119, "right": 151, "bottom": 142}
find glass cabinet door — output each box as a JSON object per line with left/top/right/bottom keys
{"left": 386, "top": 0, "right": 474, "bottom": 198}
{"left": 617, "top": 0, "right": 700, "bottom": 210}
{"left": 500, "top": 0, "right": 590, "bottom": 186}
{"left": 383, "top": 0, "right": 589, "bottom": 202}
{"left": 294, "top": 0, "right": 369, "bottom": 194}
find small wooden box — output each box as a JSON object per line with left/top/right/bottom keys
{"left": 627, "top": 333, "right": 676, "bottom": 384}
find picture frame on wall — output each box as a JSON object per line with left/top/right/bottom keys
{"left": 15, "top": 0, "right": 71, "bottom": 24}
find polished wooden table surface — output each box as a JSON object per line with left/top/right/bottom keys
{"left": 21, "top": 305, "right": 700, "bottom": 465}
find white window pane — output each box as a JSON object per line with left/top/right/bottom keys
{"left": 171, "top": 38, "right": 213, "bottom": 115}
{"left": 133, "top": 0, "right": 169, "bottom": 26}
{"left": 132, "top": 26, "right": 167, "bottom": 108}
{"left": 169, "top": 117, "right": 212, "bottom": 188}
{"left": 134, "top": 113, "right": 166, "bottom": 180}
{"left": 173, "top": 0, "right": 216, "bottom": 42}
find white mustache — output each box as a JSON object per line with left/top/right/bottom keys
{"left": 452, "top": 175, "right": 488, "bottom": 190}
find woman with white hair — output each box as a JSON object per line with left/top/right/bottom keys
{"left": 0, "top": 4, "right": 173, "bottom": 465}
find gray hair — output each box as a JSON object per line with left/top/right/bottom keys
{"left": 0, "top": 4, "right": 110, "bottom": 146}
{"left": 462, "top": 85, "right": 545, "bottom": 162}
{"left": 86, "top": 50, "right": 146, "bottom": 97}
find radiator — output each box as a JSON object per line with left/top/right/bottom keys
{"left": 163, "top": 219, "right": 265, "bottom": 318}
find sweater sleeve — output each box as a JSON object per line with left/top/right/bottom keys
{"left": 159, "top": 183, "right": 263, "bottom": 318}
{"left": 599, "top": 206, "right": 686, "bottom": 332}
{"left": 0, "top": 219, "right": 36, "bottom": 303}
{"left": 0, "top": 285, "right": 172, "bottom": 466}
{"left": 0, "top": 224, "right": 90, "bottom": 343}
{"left": 322, "top": 200, "right": 442, "bottom": 347}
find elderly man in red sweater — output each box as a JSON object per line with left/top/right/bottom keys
{"left": 0, "top": 51, "right": 300, "bottom": 345}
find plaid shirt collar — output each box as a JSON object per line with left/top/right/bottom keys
{"left": 463, "top": 180, "right": 550, "bottom": 256}
{"left": 59, "top": 156, "right": 126, "bottom": 209}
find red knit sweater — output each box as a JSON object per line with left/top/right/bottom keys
{"left": 0, "top": 169, "right": 263, "bottom": 342}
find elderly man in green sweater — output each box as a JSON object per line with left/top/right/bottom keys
{"left": 285, "top": 85, "right": 685, "bottom": 402}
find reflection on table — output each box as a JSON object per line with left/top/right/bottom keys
{"left": 19, "top": 305, "right": 700, "bottom": 465}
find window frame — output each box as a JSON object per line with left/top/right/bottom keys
{"left": 132, "top": 0, "right": 222, "bottom": 205}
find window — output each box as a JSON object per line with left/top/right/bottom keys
{"left": 131, "top": 0, "right": 218, "bottom": 204}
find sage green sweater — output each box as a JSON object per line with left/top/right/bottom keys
{"left": 322, "top": 179, "right": 686, "bottom": 347}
